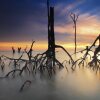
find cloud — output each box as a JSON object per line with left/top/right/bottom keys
{"left": 0, "top": 0, "right": 100, "bottom": 50}
{"left": 54, "top": 10, "right": 100, "bottom": 47}
{"left": 55, "top": 0, "right": 85, "bottom": 16}
{"left": 55, "top": 13, "right": 100, "bottom": 36}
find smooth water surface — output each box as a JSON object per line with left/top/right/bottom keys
{"left": 0, "top": 50, "right": 100, "bottom": 100}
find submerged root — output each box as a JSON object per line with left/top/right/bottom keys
{"left": 19, "top": 80, "right": 32, "bottom": 92}
{"left": 5, "top": 69, "right": 21, "bottom": 77}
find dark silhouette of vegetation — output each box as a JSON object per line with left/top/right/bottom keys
{"left": 12, "top": 46, "right": 15, "bottom": 54}
{"left": 72, "top": 34, "right": 100, "bottom": 72}
{"left": 18, "top": 47, "right": 21, "bottom": 53}
{"left": 70, "top": 13, "right": 79, "bottom": 55}
{"left": 0, "top": 0, "right": 75, "bottom": 92}
{"left": 19, "top": 80, "right": 32, "bottom": 92}
{"left": 0, "top": 0, "right": 100, "bottom": 93}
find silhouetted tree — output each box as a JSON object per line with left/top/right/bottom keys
{"left": 47, "top": 0, "right": 55, "bottom": 67}
{"left": 18, "top": 47, "right": 21, "bottom": 53}
{"left": 70, "top": 13, "right": 79, "bottom": 55}
{"left": 12, "top": 46, "right": 15, "bottom": 54}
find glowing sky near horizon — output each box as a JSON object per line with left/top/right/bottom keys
{"left": 0, "top": 0, "right": 100, "bottom": 50}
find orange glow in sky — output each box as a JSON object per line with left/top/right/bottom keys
{"left": 0, "top": 42, "right": 47, "bottom": 51}
{"left": 0, "top": 13, "right": 100, "bottom": 51}
{"left": 0, "top": 41, "right": 93, "bottom": 51}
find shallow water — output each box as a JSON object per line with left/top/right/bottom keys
{"left": 0, "top": 50, "right": 100, "bottom": 100}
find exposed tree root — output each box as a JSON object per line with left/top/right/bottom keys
{"left": 19, "top": 80, "right": 32, "bottom": 92}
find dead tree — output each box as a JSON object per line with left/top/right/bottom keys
{"left": 47, "top": 0, "right": 55, "bottom": 67}
{"left": 72, "top": 34, "right": 100, "bottom": 71}
{"left": 46, "top": 0, "right": 74, "bottom": 68}
{"left": 12, "top": 47, "right": 15, "bottom": 54}
{"left": 25, "top": 41, "right": 35, "bottom": 62}
{"left": 27, "top": 0, "right": 75, "bottom": 77}
{"left": 70, "top": 13, "right": 79, "bottom": 55}
{"left": 0, "top": 1, "right": 75, "bottom": 79}
{"left": 18, "top": 47, "right": 21, "bottom": 53}
{"left": 88, "top": 35, "right": 100, "bottom": 68}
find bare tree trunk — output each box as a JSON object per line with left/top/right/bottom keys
{"left": 70, "top": 13, "right": 79, "bottom": 55}
{"left": 75, "top": 23, "right": 77, "bottom": 54}
{"left": 47, "top": 0, "right": 55, "bottom": 67}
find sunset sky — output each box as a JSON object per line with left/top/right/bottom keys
{"left": 0, "top": 0, "right": 100, "bottom": 50}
